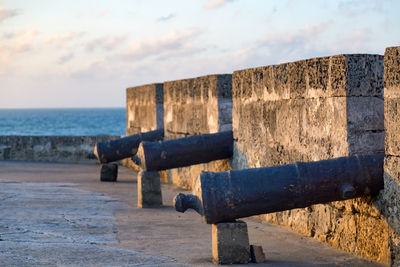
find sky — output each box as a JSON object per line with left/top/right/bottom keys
{"left": 0, "top": 0, "right": 399, "bottom": 108}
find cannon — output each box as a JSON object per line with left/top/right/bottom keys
{"left": 94, "top": 129, "right": 164, "bottom": 163}
{"left": 173, "top": 154, "right": 384, "bottom": 224}
{"left": 135, "top": 131, "right": 233, "bottom": 171}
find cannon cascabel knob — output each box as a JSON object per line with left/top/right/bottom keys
{"left": 173, "top": 193, "right": 204, "bottom": 215}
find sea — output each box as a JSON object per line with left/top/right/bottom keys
{"left": 0, "top": 108, "right": 125, "bottom": 136}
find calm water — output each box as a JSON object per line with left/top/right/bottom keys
{"left": 0, "top": 108, "right": 125, "bottom": 136}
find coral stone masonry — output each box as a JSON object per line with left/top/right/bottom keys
{"left": 162, "top": 74, "right": 233, "bottom": 189}
{"left": 163, "top": 74, "right": 232, "bottom": 139}
{"left": 232, "top": 54, "right": 389, "bottom": 264}
{"left": 381, "top": 46, "right": 400, "bottom": 266}
{"left": 123, "top": 49, "right": 400, "bottom": 265}
{"left": 126, "top": 83, "right": 164, "bottom": 136}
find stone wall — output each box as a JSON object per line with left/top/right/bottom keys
{"left": 163, "top": 74, "right": 233, "bottom": 189}
{"left": 231, "top": 54, "right": 390, "bottom": 264}
{"left": 0, "top": 136, "right": 118, "bottom": 163}
{"left": 126, "top": 83, "right": 164, "bottom": 136}
{"left": 163, "top": 74, "right": 232, "bottom": 138}
{"left": 379, "top": 46, "right": 400, "bottom": 266}
{"left": 124, "top": 83, "right": 164, "bottom": 170}
{"left": 124, "top": 76, "right": 233, "bottom": 186}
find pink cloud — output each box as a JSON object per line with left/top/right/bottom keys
{"left": 0, "top": 29, "right": 40, "bottom": 75}
{"left": 100, "top": 9, "right": 111, "bottom": 17}
{"left": 230, "top": 20, "right": 334, "bottom": 68}
{"left": 0, "top": 7, "right": 21, "bottom": 22}
{"left": 85, "top": 35, "right": 128, "bottom": 52}
{"left": 121, "top": 28, "right": 205, "bottom": 61}
{"left": 43, "top": 32, "right": 86, "bottom": 48}
{"left": 204, "top": 0, "right": 235, "bottom": 9}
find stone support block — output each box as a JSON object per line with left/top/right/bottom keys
{"left": 137, "top": 171, "right": 162, "bottom": 208}
{"left": 100, "top": 163, "right": 118, "bottom": 182}
{"left": 250, "top": 245, "right": 266, "bottom": 263}
{"left": 0, "top": 146, "right": 11, "bottom": 160}
{"left": 212, "top": 221, "right": 250, "bottom": 264}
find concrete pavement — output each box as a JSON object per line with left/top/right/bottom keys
{"left": 0, "top": 161, "right": 386, "bottom": 266}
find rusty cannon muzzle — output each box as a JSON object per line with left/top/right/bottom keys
{"left": 173, "top": 154, "right": 384, "bottom": 224}
{"left": 94, "top": 129, "right": 164, "bottom": 164}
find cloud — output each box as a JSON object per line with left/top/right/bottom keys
{"left": 85, "top": 35, "right": 128, "bottom": 52}
{"left": 0, "top": 7, "right": 21, "bottom": 22}
{"left": 121, "top": 28, "right": 205, "bottom": 61}
{"left": 100, "top": 9, "right": 111, "bottom": 17}
{"left": 0, "top": 29, "right": 40, "bottom": 75}
{"left": 74, "top": 12, "right": 85, "bottom": 18}
{"left": 260, "top": 20, "right": 331, "bottom": 48}
{"left": 70, "top": 59, "right": 117, "bottom": 81}
{"left": 231, "top": 20, "right": 333, "bottom": 68}
{"left": 43, "top": 32, "right": 86, "bottom": 48}
{"left": 204, "top": 0, "right": 235, "bottom": 9}
{"left": 157, "top": 13, "right": 175, "bottom": 22}
{"left": 58, "top": 53, "right": 74, "bottom": 64}
{"left": 330, "top": 28, "right": 373, "bottom": 54}
{"left": 2, "top": 29, "right": 40, "bottom": 52}
{"left": 337, "top": 0, "right": 386, "bottom": 16}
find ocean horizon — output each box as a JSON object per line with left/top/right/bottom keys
{"left": 0, "top": 108, "right": 126, "bottom": 136}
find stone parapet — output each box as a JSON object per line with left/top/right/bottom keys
{"left": 162, "top": 74, "right": 233, "bottom": 188}
{"left": 232, "top": 54, "right": 389, "bottom": 264}
{"left": 0, "top": 136, "right": 118, "bottom": 163}
{"left": 163, "top": 74, "right": 232, "bottom": 139}
{"left": 382, "top": 46, "right": 400, "bottom": 266}
{"left": 126, "top": 83, "right": 164, "bottom": 136}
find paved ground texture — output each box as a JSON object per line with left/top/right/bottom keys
{"left": 0, "top": 161, "right": 386, "bottom": 266}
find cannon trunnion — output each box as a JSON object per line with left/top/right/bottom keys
{"left": 174, "top": 154, "right": 384, "bottom": 224}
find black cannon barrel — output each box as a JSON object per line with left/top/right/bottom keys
{"left": 136, "top": 131, "right": 233, "bottom": 171}
{"left": 173, "top": 154, "right": 384, "bottom": 224}
{"left": 94, "top": 129, "right": 164, "bottom": 163}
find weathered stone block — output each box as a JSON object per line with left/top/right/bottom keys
{"left": 385, "top": 98, "right": 400, "bottom": 156}
{"left": 250, "top": 245, "right": 265, "bottom": 263}
{"left": 212, "top": 221, "right": 250, "bottom": 264}
{"left": 137, "top": 171, "right": 162, "bottom": 208}
{"left": 0, "top": 146, "right": 11, "bottom": 160}
{"left": 100, "top": 163, "right": 118, "bottom": 182}
{"left": 234, "top": 97, "right": 350, "bottom": 168}
{"left": 167, "top": 159, "right": 231, "bottom": 190}
{"left": 232, "top": 54, "right": 382, "bottom": 102}
{"left": 158, "top": 74, "right": 233, "bottom": 191}
{"left": 384, "top": 47, "right": 400, "bottom": 96}
{"left": 163, "top": 74, "right": 232, "bottom": 139}
{"left": 355, "top": 214, "right": 390, "bottom": 264}
{"left": 378, "top": 156, "right": 400, "bottom": 233}
{"left": 390, "top": 229, "right": 400, "bottom": 266}
{"left": 384, "top": 46, "right": 400, "bottom": 265}
{"left": 126, "top": 83, "right": 163, "bottom": 136}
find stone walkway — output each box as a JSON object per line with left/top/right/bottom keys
{"left": 0, "top": 161, "right": 386, "bottom": 266}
